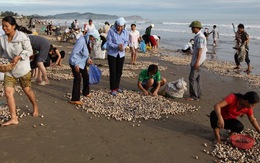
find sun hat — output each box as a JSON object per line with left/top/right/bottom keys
{"left": 116, "top": 17, "right": 126, "bottom": 26}
{"left": 189, "top": 20, "right": 203, "bottom": 28}
{"left": 150, "top": 24, "right": 154, "bottom": 28}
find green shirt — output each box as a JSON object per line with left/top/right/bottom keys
{"left": 138, "top": 69, "right": 161, "bottom": 82}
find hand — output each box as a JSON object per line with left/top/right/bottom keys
{"left": 75, "top": 65, "right": 80, "bottom": 72}
{"left": 152, "top": 92, "right": 158, "bottom": 96}
{"left": 87, "top": 58, "right": 93, "bottom": 65}
{"left": 118, "top": 44, "right": 124, "bottom": 51}
{"left": 143, "top": 90, "right": 149, "bottom": 96}
{"left": 194, "top": 63, "right": 200, "bottom": 71}
{"left": 217, "top": 117, "right": 224, "bottom": 129}
{"left": 12, "top": 56, "right": 21, "bottom": 65}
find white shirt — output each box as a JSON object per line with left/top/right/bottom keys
{"left": 0, "top": 26, "right": 5, "bottom": 36}
{"left": 129, "top": 30, "right": 140, "bottom": 49}
{"left": 85, "top": 24, "right": 96, "bottom": 32}
{"left": 191, "top": 31, "right": 207, "bottom": 66}
{"left": 0, "top": 31, "right": 33, "bottom": 78}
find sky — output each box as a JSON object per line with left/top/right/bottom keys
{"left": 1, "top": 0, "right": 260, "bottom": 20}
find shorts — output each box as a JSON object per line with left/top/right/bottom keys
{"left": 141, "top": 79, "right": 158, "bottom": 88}
{"left": 4, "top": 72, "right": 32, "bottom": 88}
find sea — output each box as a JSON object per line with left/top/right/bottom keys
{"left": 50, "top": 18, "right": 260, "bottom": 75}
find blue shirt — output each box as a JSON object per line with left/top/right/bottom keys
{"left": 106, "top": 26, "right": 129, "bottom": 58}
{"left": 69, "top": 35, "right": 89, "bottom": 69}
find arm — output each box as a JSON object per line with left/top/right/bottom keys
{"left": 248, "top": 114, "right": 260, "bottom": 133}
{"left": 194, "top": 48, "right": 202, "bottom": 70}
{"left": 54, "top": 49, "right": 61, "bottom": 65}
{"left": 214, "top": 100, "right": 228, "bottom": 129}
{"left": 137, "top": 81, "right": 149, "bottom": 96}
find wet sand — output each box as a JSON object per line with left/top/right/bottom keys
{"left": 0, "top": 20, "right": 260, "bottom": 163}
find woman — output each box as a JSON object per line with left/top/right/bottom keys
{"left": 17, "top": 26, "right": 50, "bottom": 85}
{"left": 0, "top": 16, "right": 39, "bottom": 126}
{"left": 49, "top": 44, "right": 65, "bottom": 66}
{"left": 210, "top": 91, "right": 260, "bottom": 143}
{"left": 106, "top": 17, "right": 129, "bottom": 96}
{"left": 68, "top": 30, "right": 95, "bottom": 105}
{"left": 129, "top": 24, "right": 140, "bottom": 65}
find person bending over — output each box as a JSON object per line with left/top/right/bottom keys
{"left": 138, "top": 64, "right": 166, "bottom": 96}
{"left": 210, "top": 91, "right": 260, "bottom": 144}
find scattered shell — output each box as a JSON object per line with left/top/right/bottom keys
{"left": 66, "top": 90, "right": 198, "bottom": 122}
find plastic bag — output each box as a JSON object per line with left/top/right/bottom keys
{"left": 140, "top": 40, "right": 146, "bottom": 53}
{"left": 238, "top": 45, "right": 246, "bottom": 62}
{"left": 89, "top": 64, "right": 102, "bottom": 85}
{"left": 163, "top": 78, "right": 187, "bottom": 98}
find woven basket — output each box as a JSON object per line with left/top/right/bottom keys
{"left": 230, "top": 134, "right": 255, "bottom": 150}
{"left": 0, "top": 63, "right": 14, "bottom": 72}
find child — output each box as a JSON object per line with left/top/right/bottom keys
{"left": 138, "top": 64, "right": 166, "bottom": 96}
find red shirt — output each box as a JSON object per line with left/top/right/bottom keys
{"left": 221, "top": 94, "right": 253, "bottom": 119}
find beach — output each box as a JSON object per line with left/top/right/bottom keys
{"left": 0, "top": 19, "right": 260, "bottom": 163}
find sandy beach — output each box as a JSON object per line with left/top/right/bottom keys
{"left": 0, "top": 19, "right": 260, "bottom": 163}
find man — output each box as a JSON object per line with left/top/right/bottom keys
{"left": 209, "top": 25, "right": 219, "bottom": 46}
{"left": 138, "top": 64, "right": 166, "bottom": 96}
{"left": 187, "top": 20, "right": 207, "bottom": 101}
{"left": 233, "top": 24, "right": 251, "bottom": 72}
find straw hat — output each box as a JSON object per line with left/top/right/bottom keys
{"left": 150, "top": 24, "right": 154, "bottom": 28}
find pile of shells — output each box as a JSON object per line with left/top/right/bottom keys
{"left": 93, "top": 61, "right": 167, "bottom": 71}
{"left": 0, "top": 105, "right": 25, "bottom": 124}
{"left": 124, "top": 61, "right": 168, "bottom": 71}
{"left": 46, "top": 65, "right": 71, "bottom": 71}
{"left": 160, "top": 55, "right": 260, "bottom": 88}
{"left": 209, "top": 129, "right": 260, "bottom": 162}
{"left": 160, "top": 55, "right": 191, "bottom": 66}
{"left": 203, "top": 60, "right": 260, "bottom": 88}
{"left": 0, "top": 58, "right": 10, "bottom": 64}
{"left": 100, "top": 68, "right": 137, "bottom": 78}
{"left": 66, "top": 90, "right": 198, "bottom": 122}
{"left": 136, "top": 51, "right": 161, "bottom": 57}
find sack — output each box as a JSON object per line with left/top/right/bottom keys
{"left": 163, "top": 78, "right": 187, "bottom": 98}
{"left": 238, "top": 45, "right": 246, "bottom": 62}
{"left": 89, "top": 64, "right": 102, "bottom": 85}
{"left": 91, "top": 41, "right": 105, "bottom": 59}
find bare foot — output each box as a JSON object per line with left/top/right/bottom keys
{"left": 32, "top": 106, "right": 39, "bottom": 117}
{"left": 2, "top": 119, "right": 19, "bottom": 126}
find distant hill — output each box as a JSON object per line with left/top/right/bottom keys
{"left": 31, "top": 12, "right": 144, "bottom": 21}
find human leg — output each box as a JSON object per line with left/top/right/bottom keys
{"left": 133, "top": 48, "right": 137, "bottom": 64}
{"left": 2, "top": 87, "right": 18, "bottom": 126}
{"left": 245, "top": 50, "right": 251, "bottom": 71}
{"left": 188, "top": 66, "right": 199, "bottom": 99}
{"left": 19, "top": 72, "right": 38, "bottom": 117}
{"left": 70, "top": 64, "right": 82, "bottom": 102}
{"left": 234, "top": 52, "right": 240, "bottom": 68}
{"left": 210, "top": 111, "right": 221, "bottom": 143}
{"left": 107, "top": 55, "right": 117, "bottom": 91}
{"left": 115, "top": 55, "right": 125, "bottom": 89}
{"left": 37, "top": 62, "right": 49, "bottom": 84}
{"left": 81, "top": 65, "right": 90, "bottom": 96}
{"left": 224, "top": 118, "right": 244, "bottom": 133}
{"left": 130, "top": 47, "right": 135, "bottom": 64}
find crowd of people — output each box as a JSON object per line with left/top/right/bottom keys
{"left": 0, "top": 16, "right": 259, "bottom": 147}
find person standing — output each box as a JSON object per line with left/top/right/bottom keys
{"left": 129, "top": 23, "right": 140, "bottom": 65}
{"left": 233, "top": 23, "right": 251, "bottom": 72}
{"left": 187, "top": 20, "right": 207, "bottom": 101}
{"left": 209, "top": 25, "right": 219, "bottom": 46}
{"left": 84, "top": 19, "right": 96, "bottom": 35}
{"left": 69, "top": 33, "right": 93, "bottom": 105}
{"left": 106, "top": 17, "right": 129, "bottom": 96}
{"left": 0, "top": 16, "right": 39, "bottom": 126}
